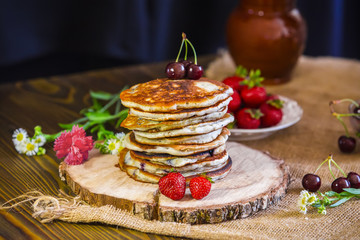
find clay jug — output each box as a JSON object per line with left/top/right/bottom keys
{"left": 226, "top": 0, "right": 306, "bottom": 84}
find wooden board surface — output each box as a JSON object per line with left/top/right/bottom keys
{"left": 60, "top": 141, "right": 290, "bottom": 224}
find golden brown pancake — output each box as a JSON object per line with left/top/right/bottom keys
{"left": 120, "top": 78, "right": 233, "bottom": 112}
{"left": 123, "top": 129, "right": 230, "bottom": 156}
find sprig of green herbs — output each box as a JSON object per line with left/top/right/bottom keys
{"left": 312, "top": 188, "right": 360, "bottom": 214}
{"left": 37, "top": 86, "right": 129, "bottom": 143}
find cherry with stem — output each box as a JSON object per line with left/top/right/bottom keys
{"left": 329, "top": 99, "right": 360, "bottom": 153}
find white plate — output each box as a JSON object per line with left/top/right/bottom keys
{"left": 229, "top": 96, "right": 303, "bottom": 141}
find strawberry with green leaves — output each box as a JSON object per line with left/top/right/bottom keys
{"left": 222, "top": 65, "right": 248, "bottom": 92}
{"left": 189, "top": 174, "right": 213, "bottom": 200}
{"left": 159, "top": 172, "right": 186, "bottom": 200}
{"left": 240, "top": 69, "right": 267, "bottom": 108}
{"left": 260, "top": 99, "right": 284, "bottom": 127}
{"left": 235, "top": 108, "right": 263, "bottom": 129}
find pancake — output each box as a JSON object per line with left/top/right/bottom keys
{"left": 121, "top": 108, "right": 227, "bottom": 132}
{"left": 129, "top": 99, "right": 230, "bottom": 121}
{"left": 130, "top": 145, "right": 226, "bottom": 167}
{"left": 124, "top": 149, "right": 229, "bottom": 176}
{"left": 134, "top": 129, "right": 222, "bottom": 145}
{"left": 123, "top": 129, "right": 230, "bottom": 156}
{"left": 120, "top": 78, "right": 233, "bottom": 112}
{"left": 120, "top": 148, "right": 232, "bottom": 184}
{"left": 133, "top": 114, "right": 233, "bottom": 139}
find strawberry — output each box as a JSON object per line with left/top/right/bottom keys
{"left": 222, "top": 65, "right": 248, "bottom": 92}
{"left": 260, "top": 99, "right": 284, "bottom": 127}
{"left": 240, "top": 69, "right": 267, "bottom": 108}
{"left": 227, "top": 89, "right": 242, "bottom": 113}
{"left": 189, "top": 175, "right": 213, "bottom": 200}
{"left": 241, "top": 86, "right": 267, "bottom": 108}
{"left": 159, "top": 172, "right": 186, "bottom": 200}
{"left": 235, "top": 108, "right": 263, "bottom": 129}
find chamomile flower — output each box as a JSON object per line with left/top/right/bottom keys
{"left": 14, "top": 141, "right": 27, "bottom": 154}
{"left": 12, "top": 128, "right": 28, "bottom": 145}
{"left": 298, "top": 190, "right": 312, "bottom": 214}
{"left": 307, "top": 193, "right": 318, "bottom": 205}
{"left": 24, "top": 139, "right": 39, "bottom": 156}
{"left": 33, "top": 134, "right": 46, "bottom": 146}
{"left": 115, "top": 132, "right": 125, "bottom": 141}
{"left": 107, "top": 138, "right": 121, "bottom": 155}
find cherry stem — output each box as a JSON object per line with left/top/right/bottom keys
{"left": 175, "top": 33, "right": 186, "bottom": 62}
{"left": 314, "top": 155, "right": 347, "bottom": 179}
{"left": 329, "top": 98, "right": 360, "bottom": 137}
{"left": 184, "top": 40, "right": 188, "bottom": 61}
{"left": 185, "top": 39, "right": 198, "bottom": 65}
{"left": 336, "top": 115, "right": 350, "bottom": 137}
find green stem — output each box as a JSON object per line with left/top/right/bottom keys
{"left": 100, "top": 94, "right": 119, "bottom": 113}
{"left": 328, "top": 158, "right": 336, "bottom": 180}
{"left": 330, "top": 158, "right": 347, "bottom": 177}
{"left": 115, "top": 99, "right": 121, "bottom": 114}
{"left": 314, "top": 155, "right": 331, "bottom": 174}
{"left": 184, "top": 40, "right": 188, "bottom": 60}
{"left": 337, "top": 115, "right": 350, "bottom": 137}
{"left": 185, "top": 39, "right": 197, "bottom": 65}
{"left": 175, "top": 33, "right": 186, "bottom": 62}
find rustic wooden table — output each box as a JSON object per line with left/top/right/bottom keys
{"left": 1, "top": 55, "right": 360, "bottom": 239}
{"left": 0, "top": 56, "right": 216, "bottom": 240}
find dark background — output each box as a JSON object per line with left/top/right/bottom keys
{"left": 1, "top": 0, "right": 359, "bottom": 83}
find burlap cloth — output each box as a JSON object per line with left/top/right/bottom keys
{"left": 8, "top": 53, "right": 360, "bottom": 239}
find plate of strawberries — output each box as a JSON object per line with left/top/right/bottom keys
{"left": 222, "top": 67, "right": 303, "bottom": 141}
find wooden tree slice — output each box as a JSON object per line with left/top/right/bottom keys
{"left": 59, "top": 141, "right": 290, "bottom": 224}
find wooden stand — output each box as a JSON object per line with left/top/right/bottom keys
{"left": 59, "top": 142, "right": 290, "bottom": 224}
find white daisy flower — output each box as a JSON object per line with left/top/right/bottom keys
{"left": 33, "top": 134, "right": 46, "bottom": 146}
{"left": 24, "top": 139, "right": 39, "bottom": 156}
{"left": 12, "top": 128, "right": 28, "bottom": 145}
{"left": 298, "top": 190, "right": 310, "bottom": 214}
{"left": 299, "top": 205, "right": 308, "bottom": 214}
{"left": 14, "top": 141, "right": 27, "bottom": 154}
{"left": 307, "top": 193, "right": 318, "bottom": 205}
{"left": 107, "top": 138, "right": 121, "bottom": 155}
{"left": 115, "top": 132, "right": 125, "bottom": 141}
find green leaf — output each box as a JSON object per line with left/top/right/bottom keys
{"left": 329, "top": 196, "right": 352, "bottom": 207}
{"left": 343, "top": 188, "right": 360, "bottom": 195}
{"left": 324, "top": 191, "right": 338, "bottom": 197}
{"left": 90, "top": 91, "right": 114, "bottom": 100}
{"left": 85, "top": 112, "right": 112, "bottom": 122}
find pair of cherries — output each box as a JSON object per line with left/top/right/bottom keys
{"left": 165, "top": 33, "right": 203, "bottom": 80}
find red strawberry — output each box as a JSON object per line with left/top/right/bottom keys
{"left": 227, "top": 89, "right": 242, "bottom": 112}
{"left": 241, "top": 86, "right": 267, "bottom": 108}
{"left": 235, "top": 108, "right": 263, "bottom": 129}
{"left": 260, "top": 99, "right": 284, "bottom": 127}
{"left": 223, "top": 76, "right": 245, "bottom": 92}
{"left": 189, "top": 175, "right": 212, "bottom": 200}
{"left": 240, "top": 69, "right": 267, "bottom": 108}
{"left": 159, "top": 172, "right": 186, "bottom": 200}
{"left": 222, "top": 65, "right": 248, "bottom": 92}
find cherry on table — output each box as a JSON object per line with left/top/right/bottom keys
{"left": 331, "top": 177, "right": 351, "bottom": 193}
{"left": 165, "top": 62, "right": 186, "bottom": 79}
{"left": 347, "top": 172, "right": 360, "bottom": 188}
{"left": 338, "top": 135, "right": 356, "bottom": 153}
{"left": 302, "top": 173, "right": 321, "bottom": 192}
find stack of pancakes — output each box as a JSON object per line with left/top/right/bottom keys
{"left": 119, "top": 78, "right": 234, "bottom": 183}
